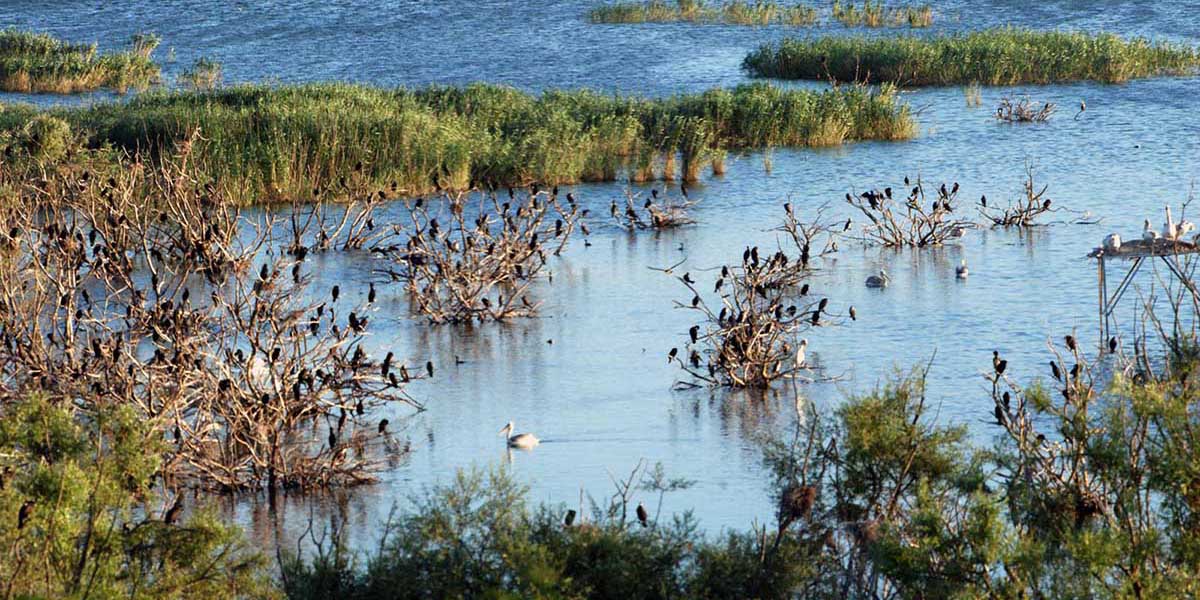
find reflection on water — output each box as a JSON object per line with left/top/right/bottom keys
{"left": 3, "top": 0, "right": 1199, "bottom": 543}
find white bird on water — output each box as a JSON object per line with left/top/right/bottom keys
{"left": 500, "top": 422, "right": 539, "bottom": 449}
{"left": 1143, "top": 219, "right": 1160, "bottom": 241}
{"left": 956, "top": 260, "right": 969, "bottom": 279}
{"left": 865, "top": 269, "right": 889, "bottom": 288}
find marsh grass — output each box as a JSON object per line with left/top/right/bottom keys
{"left": 744, "top": 27, "right": 1200, "bottom": 85}
{"left": 179, "top": 56, "right": 222, "bottom": 91}
{"left": 589, "top": 0, "right": 819, "bottom": 26}
{"left": 831, "top": 0, "right": 932, "bottom": 28}
{"left": 14, "top": 81, "right": 913, "bottom": 204}
{"left": 0, "top": 28, "right": 160, "bottom": 93}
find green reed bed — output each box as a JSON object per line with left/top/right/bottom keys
{"left": 0, "top": 28, "right": 160, "bottom": 94}
{"left": 589, "top": 0, "right": 819, "bottom": 26}
{"left": 832, "top": 0, "right": 932, "bottom": 28}
{"left": 743, "top": 27, "right": 1200, "bottom": 85}
{"left": 9, "top": 81, "right": 913, "bottom": 204}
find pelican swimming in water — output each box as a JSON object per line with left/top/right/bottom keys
{"left": 500, "top": 422, "right": 539, "bottom": 449}
{"left": 956, "top": 260, "right": 969, "bottom": 279}
{"left": 865, "top": 269, "right": 889, "bottom": 288}
{"left": 1143, "top": 219, "right": 1160, "bottom": 241}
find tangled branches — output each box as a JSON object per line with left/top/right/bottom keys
{"left": 611, "top": 187, "right": 697, "bottom": 230}
{"left": 671, "top": 206, "right": 842, "bottom": 389}
{"left": 995, "top": 96, "right": 1056, "bottom": 123}
{"left": 0, "top": 138, "right": 422, "bottom": 493}
{"left": 978, "top": 165, "right": 1055, "bottom": 227}
{"left": 846, "top": 177, "right": 973, "bottom": 247}
{"left": 383, "top": 186, "right": 584, "bottom": 324}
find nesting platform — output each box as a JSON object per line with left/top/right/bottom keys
{"left": 1091, "top": 238, "right": 1200, "bottom": 347}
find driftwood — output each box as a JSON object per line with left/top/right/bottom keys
{"left": 995, "top": 96, "right": 1056, "bottom": 123}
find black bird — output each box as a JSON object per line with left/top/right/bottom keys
{"left": 1070, "top": 363, "right": 1081, "bottom": 380}
{"left": 426, "top": 360, "right": 434, "bottom": 377}
{"left": 680, "top": 183, "right": 688, "bottom": 199}
{"left": 904, "top": 176, "right": 910, "bottom": 186}
{"left": 565, "top": 509, "right": 577, "bottom": 527}
{"left": 259, "top": 263, "right": 270, "bottom": 281}
{"left": 1042, "top": 199, "right": 1052, "bottom": 211}
{"left": 992, "top": 350, "right": 1002, "bottom": 372}
{"left": 382, "top": 351, "right": 394, "bottom": 377}
{"left": 714, "top": 279, "right": 724, "bottom": 293}
{"left": 994, "top": 404, "right": 1005, "bottom": 425}
{"left": 368, "top": 282, "right": 376, "bottom": 304}
{"left": 328, "top": 426, "right": 338, "bottom": 450}
{"left": 980, "top": 195, "right": 987, "bottom": 207}
{"left": 692, "top": 295, "right": 700, "bottom": 307}
{"left": 996, "top": 359, "right": 1007, "bottom": 375}
{"left": 1050, "top": 361, "right": 1062, "bottom": 381}
{"left": 163, "top": 495, "right": 183, "bottom": 525}
{"left": 652, "top": 189, "right": 659, "bottom": 199}
{"left": 332, "top": 285, "right": 340, "bottom": 303}
{"left": 1002, "top": 391, "right": 1011, "bottom": 411}
{"left": 818, "top": 297, "right": 828, "bottom": 312}
{"left": 682, "top": 272, "right": 695, "bottom": 284}
{"left": 18, "top": 500, "right": 34, "bottom": 530}
{"left": 1065, "top": 335, "right": 1077, "bottom": 352}
{"left": 689, "top": 325, "right": 699, "bottom": 344}
{"left": 668, "top": 347, "right": 678, "bottom": 363}
{"left": 378, "top": 419, "right": 389, "bottom": 434}
{"left": 636, "top": 502, "right": 649, "bottom": 527}
{"left": 810, "top": 311, "right": 819, "bottom": 326}
{"left": 1108, "top": 336, "right": 1118, "bottom": 353}
{"left": 800, "top": 283, "right": 809, "bottom": 296}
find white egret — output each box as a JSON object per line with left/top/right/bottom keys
{"left": 500, "top": 422, "right": 539, "bottom": 449}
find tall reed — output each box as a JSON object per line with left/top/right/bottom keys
{"left": 744, "top": 27, "right": 1200, "bottom": 85}
{"left": 10, "top": 81, "right": 914, "bottom": 204}
{"left": 0, "top": 28, "right": 160, "bottom": 93}
{"left": 589, "top": 0, "right": 819, "bottom": 26}
{"left": 831, "top": 0, "right": 932, "bottom": 28}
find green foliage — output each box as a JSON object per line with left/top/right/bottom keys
{"left": 589, "top": 0, "right": 819, "bottom": 26}
{"left": 831, "top": 0, "right": 932, "bottom": 28}
{"left": 744, "top": 27, "right": 1200, "bottom": 85}
{"left": 0, "top": 396, "right": 275, "bottom": 599}
{"left": 0, "top": 28, "right": 160, "bottom": 93}
{"left": 179, "top": 56, "right": 223, "bottom": 91}
{"left": 3, "top": 81, "right": 912, "bottom": 204}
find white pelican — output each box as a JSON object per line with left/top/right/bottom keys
{"left": 865, "top": 269, "right": 889, "bottom": 288}
{"left": 1102, "top": 233, "right": 1121, "bottom": 253}
{"left": 1164, "top": 206, "right": 1177, "bottom": 240}
{"left": 1143, "top": 219, "right": 1160, "bottom": 241}
{"left": 795, "top": 338, "right": 808, "bottom": 368}
{"left": 956, "top": 260, "right": 969, "bottom": 279}
{"left": 500, "top": 422, "right": 539, "bottom": 449}
{"left": 1179, "top": 221, "right": 1196, "bottom": 240}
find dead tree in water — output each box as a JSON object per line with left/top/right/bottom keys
{"left": 995, "top": 96, "right": 1056, "bottom": 123}
{"left": 671, "top": 205, "right": 843, "bottom": 389}
{"left": 611, "top": 188, "right": 696, "bottom": 230}
{"left": 382, "top": 187, "right": 584, "bottom": 324}
{"left": 0, "top": 135, "right": 423, "bottom": 493}
{"left": 847, "top": 177, "right": 973, "bottom": 247}
{"left": 978, "top": 165, "right": 1056, "bottom": 227}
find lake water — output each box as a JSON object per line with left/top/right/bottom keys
{"left": 3, "top": 0, "right": 1199, "bottom": 545}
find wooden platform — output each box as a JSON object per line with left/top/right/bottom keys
{"left": 1090, "top": 238, "right": 1200, "bottom": 259}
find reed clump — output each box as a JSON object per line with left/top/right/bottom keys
{"left": 178, "top": 56, "right": 222, "bottom": 91}
{"left": 8, "top": 81, "right": 913, "bottom": 205}
{"left": 589, "top": 0, "right": 819, "bottom": 26}
{"left": 0, "top": 28, "right": 160, "bottom": 93}
{"left": 743, "top": 27, "right": 1200, "bottom": 85}
{"left": 831, "top": 0, "right": 932, "bottom": 28}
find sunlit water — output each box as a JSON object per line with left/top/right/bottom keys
{"left": 3, "top": 0, "right": 1200, "bottom": 547}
